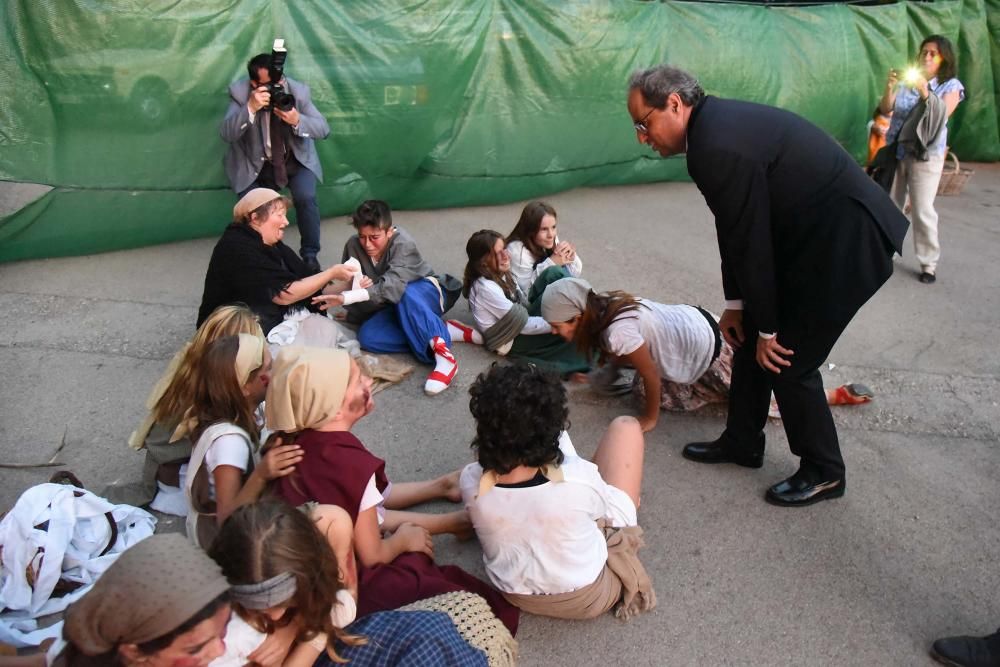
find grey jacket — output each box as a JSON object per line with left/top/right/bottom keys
{"left": 898, "top": 91, "right": 947, "bottom": 162}
{"left": 220, "top": 76, "right": 330, "bottom": 193}
{"left": 342, "top": 226, "right": 436, "bottom": 322}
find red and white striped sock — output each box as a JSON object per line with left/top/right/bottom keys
{"left": 424, "top": 337, "right": 457, "bottom": 396}
{"left": 446, "top": 319, "right": 484, "bottom": 345}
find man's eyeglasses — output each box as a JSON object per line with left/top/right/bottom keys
{"left": 634, "top": 107, "right": 656, "bottom": 134}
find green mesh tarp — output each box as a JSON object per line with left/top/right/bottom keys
{"left": 1, "top": 0, "right": 998, "bottom": 262}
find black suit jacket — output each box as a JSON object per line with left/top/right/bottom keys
{"left": 686, "top": 96, "right": 909, "bottom": 333}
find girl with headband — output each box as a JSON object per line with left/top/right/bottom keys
{"left": 208, "top": 501, "right": 364, "bottom": 667}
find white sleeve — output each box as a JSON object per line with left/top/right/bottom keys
{"left": 557, "top": 431, "right": 579, "bottom": 459}
{"left": 470, "top": 279, "right": 515, "bottom": 331}
{"left": 507, "top": 241, "right": 553, "bottom": 293}
{"left": 567, "top": 250, "right": 583, "bottom": 278}
{"left": 329, "top": 589, "right": 358, "bottom": 628}
{"left": 210, "top": 616, "right": 267, "bottom": 667}
{"left": 358, "top": 474, "right": 385, "bottom": 514}
{"left": 459, "top": 462, "right": 484, "bottom": 506}
{"left": 604, "top": 317, "right": 644, "bottom": 357}
{"left": 205, "top": 433, "right": 251, "bottom": 473}
{"left": 522, "top": 316, "right": 552, "bottom": 335}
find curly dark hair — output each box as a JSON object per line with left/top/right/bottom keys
{"left": 468, "top": 363, "right": 568, "bottom": 474}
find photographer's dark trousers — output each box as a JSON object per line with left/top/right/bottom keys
{"left": 241, "top": 158, "right": 321, "bottom": 261}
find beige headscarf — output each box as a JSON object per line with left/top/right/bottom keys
{"left": 540, "top": 277, "right": 592, "bottom": 323}
{"left": 63, "top": 533, "right": 229, "bottom": 655}
{"left": 265, "top": 346, "right": 352, "bottom": 432}
{"left": 233, "top": 187, "right": 282, "bottom": 222}
{"left": 171, "top": 332, "right": 266, "bottom": 442}
{"left": 234, "top": 332, "right": 265, "bottom": 386}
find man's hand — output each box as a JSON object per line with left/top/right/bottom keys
{"left": 274, "top": 106, "right": 300, "bottom": 128}
{"left": 248, "top": 86, "right": 271, "bottom": 114}
{"left": 719, "top": 309, "right": 745, "bottom": 348}
{"left": 756, "top": 335, "right": 794, "bottom": 373}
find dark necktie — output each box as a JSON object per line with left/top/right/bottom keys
{"left": 269, "top": 113, "right": 288, "bottom": 189}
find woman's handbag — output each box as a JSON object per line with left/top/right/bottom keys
{"left": 866, "top": 141, "right": 898, "bottom": 193}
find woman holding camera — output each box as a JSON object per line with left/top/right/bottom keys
{"left": 879, "top": 35, "right": 965, "bottom": 284}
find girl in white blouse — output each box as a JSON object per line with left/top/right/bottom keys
{"left": 463, "top": 229, "right": 590, "bottom": 377}
{"left": 504, "top": 201, "right": 583, "bottom": 295}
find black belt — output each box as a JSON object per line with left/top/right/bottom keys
{"left": 694, "top": 305, "right": 722, "bottom": 365}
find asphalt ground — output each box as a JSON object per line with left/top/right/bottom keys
{"left": 1, "top": 165, "right": 998, "bottom": 665}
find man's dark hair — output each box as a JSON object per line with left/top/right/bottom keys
{"left": 628, "top": 65, "right": 705, "bottom": 109}
{"left": 468, "top": 363, "right": 568, "bottom": 475}
{"left": 247, "top": 53, "right": 271, "bottom": 82}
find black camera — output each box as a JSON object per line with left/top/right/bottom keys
{"left": 266, "top": 39, "right": 296, "bottom": 112}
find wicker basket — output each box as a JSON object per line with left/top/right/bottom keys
{"left": 937, "top": 151, "right": 973, "bottom": 196}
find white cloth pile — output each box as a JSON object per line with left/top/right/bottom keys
{"left": 0, "top": 483, "right": 157, "bottom": 647}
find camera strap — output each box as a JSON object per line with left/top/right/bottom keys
{"left": 269, "top": 117, "right": 289, "bottom": 188}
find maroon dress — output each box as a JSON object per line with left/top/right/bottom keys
{"left": 273, "top": 430, "right": 519, "bottom": 634}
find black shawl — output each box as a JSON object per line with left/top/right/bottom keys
{"left": 197, "top": 223, "right": 316, "bottom": 333}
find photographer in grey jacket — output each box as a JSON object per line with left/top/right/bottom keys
{"left": 221, "top": 44, "right": 330, "bottom": 273}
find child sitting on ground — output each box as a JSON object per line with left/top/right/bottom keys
{"left": 180, "top": 333, "right": 303, "bottom": 547}
{"left": 462, "top": 229, "right": 590, "bottom": 376}
{"left": 460, "top": 363, "right": 656, "bottom": 620}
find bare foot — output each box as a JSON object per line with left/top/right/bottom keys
{"left": 440, "top": 470, "right": 462, "bottom": 503}
{"left": 567, "top": 372, "right": 589, "bottom": 384}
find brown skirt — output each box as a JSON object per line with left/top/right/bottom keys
{"left": 633, "top": 341, "right": 734, "bottom": 412}
{"left": 501, "top": 524, "right": 655, "bottom": 621}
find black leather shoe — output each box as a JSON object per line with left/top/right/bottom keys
{"left": 919, "top": 271, "right": 937, "bottom": 284}
{"left": 303, "top": 255, "right": 322, "bottom": 275}
{"left": 765, "top": 473, "right": 845, "bottom": 507}
{"left": 930, "top": 628, "right": 1000, "bottom": 666}
{"left": 682, "top": 434, "right": 764, "bottom": 469}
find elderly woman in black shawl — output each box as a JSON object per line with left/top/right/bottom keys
{"left": 198, "top": 189, "right": 366, "bottom": 342}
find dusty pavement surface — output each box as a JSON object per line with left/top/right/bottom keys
{"left": 2, "top": 164, "right": 999, "bottom": 665}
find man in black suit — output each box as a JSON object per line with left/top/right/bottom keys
{"left": 626, "top": 65, "right": 908, "bottom": 506}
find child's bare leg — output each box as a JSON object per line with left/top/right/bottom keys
{"left": 592, "top": 415, "right": 645, "bottom": 509}
{"left": 383, "top": 508, "right": 470, "bottom": 536}
{"left": 383, "top": 470, "right": 462, "bottom": 509}
{"left": 311, "top": 504, "right": 358, "bottom": 598}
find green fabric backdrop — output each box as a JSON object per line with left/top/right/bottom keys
{"left": 1, "top": 0, "right": 997, "bottom": 262}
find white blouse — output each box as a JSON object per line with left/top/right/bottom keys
{"left": 468, "top": 278, "right": 550, "bottom": 335}
{"left": 506, "top": 239, "right": 583, "bottom": 295}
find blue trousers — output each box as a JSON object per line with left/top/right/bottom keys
{"left": 240, "top": 160, "right": 321, "bottom": 260}
{"left": 358, "top": 279, "right": 450, "bottom": 364}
